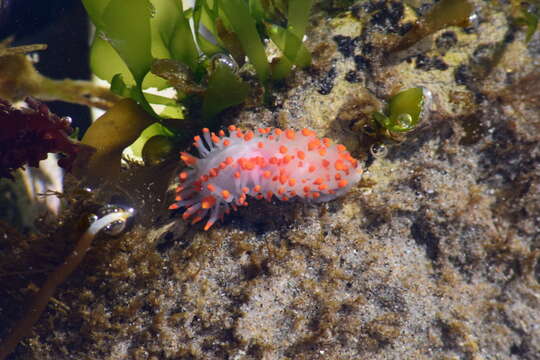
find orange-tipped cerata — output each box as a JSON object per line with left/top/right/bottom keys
{"left": 170, "top": 127, "right": 363, "bottom": 230}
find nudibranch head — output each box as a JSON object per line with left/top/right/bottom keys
{"left": 169, "top": 126, "right": 363, "bottom": 230}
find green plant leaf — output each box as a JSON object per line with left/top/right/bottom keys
{"left": 100, "top": 0, "right": 153, "bottom": 82}
{"left": 89, "top": 36, "right": 135, "bottom": 85}
{"left": 267, "top": 24, "right": 311, "bottom": 66}
{"left": 168, "top": 0, "right": 201, "bottom": 71}
{"left": 266, "top": 24, "right": 311, "bottom": 80}
{"left": 386, "top": 87, "right": 424, "bottom": 132}
{"left": 202, "top": 63, "right": 249, "bottom": 122}
{"left": 287, "top": 0, "right": 313, "bottom": 38}
{"left": 82, "top": 0, "right": 112, "bottom": 28}
{"left": 85, "top": 0, "right": 157, "bottom": 114}
{"left": 219, "top": 0, "right": 270, "bottom": 82}
{"left": 516, "top": 9, "right": 539, "bottom": 42}
{"left": 149, "top": 0, "right": 179, "bottom": 59}
{"left": 129, "top": 122, "right": 176, "bottom": 159}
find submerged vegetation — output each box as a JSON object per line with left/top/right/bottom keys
{"left": 82, "top": 0, "right": 314, "bottom": 147}
{"left": 371, "top": 87, "right": 426, "bottom": 137}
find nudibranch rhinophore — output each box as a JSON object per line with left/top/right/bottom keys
{"left": 169, "top": 126, "right": 363, "bottom": 230}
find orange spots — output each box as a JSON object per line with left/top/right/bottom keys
{"left": 179, "top": 172, "right": 188, "bottom": 180}
{"left": 203, "top": 220, "right": 215, "bottom": 231}
{"left": 207, "top": 184, "right": 216, "bottom": 192}
{"left": 335, "top": 159, "right": 345, "bottom": 171}
{"left": 308, "top": 139, "right": 320, "bottom": 151}
{"left": 242, "top": 187, "right": 249, "bottom": 193}
{"left": 318, "top": 148, "right": 327, "bottom": 156}
{"left": 254, "top": 185, "right": 262, "bottom": 192}
{"left": 236, "top": 130, "right": 243, "bottom": 138}
{"left": 201, "top": 196, "right": 216, "bottom": 209}
{"left": 244, "top": 131, "right": 254, "bottom": 141}
{"left": 274, "top": 128, "right": 283, "bottom": 135}
{"left": 318, "top": 184, "right": 328, "bottom": 191}
{"left": 234, "top": 171, "right": 241, "bottom": 179}
{"left": 337, "top": 144, "right": 346, "bottom": 152}
{"left": 211, "top": 134, "right": 219, "bottom": 143}
{"left": 225, "top": 157, "right": 233, "bottom": 165}
{"left": 258, "top": 141, "right": 265, "bottom": 148}
{"left": 219, "top": 129, "right": 225, "bottom": 137}
{"left": 303, "top": 185, "right": 311, "bottom": 193}
{"left": 221, "top": 190, "right": 231, "bottom": 199}
{"left": 257, "top": 128, "right": 266, "bottom": 134}
{"left": 194, "top": 135, "right": 201, "bottom": 142}
{"left": 263, "top": 170, "right": 271, "bottom": 179}
{"left": 308, "top": 165, "right": 316, "bottom": 173}
{"left": 228, "top": 125, "right": 236, "bottom": 131}
{"left": 182, "top": 212, "right": 191, "bottom": 220}
{"left": 338, "top": 180, "right": 348, "bottom": 188}
{"left": 266, "top": 191, "right": 273, "bottom": 201}
{"left": 278, "top": 187, "right": 285, "bottom": 195}
{"left": 323, "top": 138, "right": 331, "bottom": 147}
{"left": 223, "top": 139, "right": 231, "bottom": 146}
{"left": 203, "top": 128, "right": 210, "bottom": 133}
{"left": 283, "top": 155, "right": 292, "bottom": 164}
{"left": 168, "top": 203, "right": 179, "bottom": 210}
{"left": 279, "top": 145, "right": 288, "bottom": 154}
{"left": 180, "top": 152, "right": 197, "bottom": 165}
{"left": 301, "top": 128, "right": 315, "bottom": 137}
{"left": 313, "top": 177, "right": 323, "bottom": 185}
{"left": 244, "top": 161, "right": 255, "bottom": 170}
{"left": 255, "top": 156, "right": 266, "bottom": 167}
{"left": 281, "top": 196, "right": 289, "bottom": 201}
{"left": 238, "top": 194, "right": 246, "bottom": 205}
{"left": 322, "top": 159, "right": 330, "bottom": 168}
{"left": 297, "top": 150, "right": 305, "bottom": 160}
{"left": 288, "top": 178, "right": 297, "bottom": 186}
{"left": 312, "top": 192, "right": 320, "bottom": 199}
{"left": 192, "top": 216, "right": 203, "bottom": 224}
{"left": 285, "top": 129, "right": 295, "bottom": 140}
{"left": 279, "top": 173, "right": 288, "bottom": 185}
{"left": 335, "top": 173, "right": 342, "bottom": 180}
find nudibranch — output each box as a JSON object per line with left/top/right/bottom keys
{"left": 169, "top": 126, "right": 363, "bottom": 230}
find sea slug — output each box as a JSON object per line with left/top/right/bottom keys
{"left": 169, "top": 126, "right": 363, "bottom": 230}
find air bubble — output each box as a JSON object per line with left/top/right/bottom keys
{"left": 370, "top": 143, "right": 388, "bottom": 158}
{"left": 210, "top": 53, "right": 239, "bottom": 74}
{"left": 396, "top": 113, "right": 413, "bottom": 128}
{"left": 102, "top": 219, "right": 127, "bottom": 236}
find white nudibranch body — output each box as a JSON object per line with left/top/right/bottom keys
{"left": 170, "top": 126, "right": 363, "bottom": 230}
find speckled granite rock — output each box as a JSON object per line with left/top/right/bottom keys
{"left": 1, "top": 1, "right": 539, "bottom": 359}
